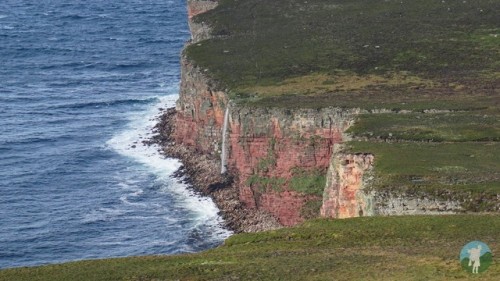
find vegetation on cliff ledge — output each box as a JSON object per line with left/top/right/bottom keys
{"left": 1, "top": 215, "right": 498, "bottom": 280}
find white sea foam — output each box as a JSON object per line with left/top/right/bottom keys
{"left": 106, "top": 91, "right": 232, "bottom": 239}
{"left": 119, "top": 194, "right": 148, "bottom": 207}
{"left": 107, "top": 93, "right": 181, "bottom": 175}
{"left": 83, "top": 207, "right": 125, "bottom": 223}
{"left": 159, "top": 180, "right": 223, "bottom": 227}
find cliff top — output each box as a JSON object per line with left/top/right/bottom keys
{"left": 186, "top": 0, "right": 498, "bottom": 110}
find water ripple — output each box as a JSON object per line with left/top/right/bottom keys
{"left": 0, "top": 0, "right": 230, "bottom": 270}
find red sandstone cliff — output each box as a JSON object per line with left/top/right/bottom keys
{"left": 176, "top": 0, "right": 361, "bottom": 226}
{"left": 227, "top": 107, "right": 357, "bottom": 225}
{"left": 320, "top": 148, "right": 375, "bottom": 218}
{"left": 167, "top": 0, "right": 468, "bottom": 228}
{"left": 174, "top": 55, "right": 360, "bottom": 225}
{"left": 174, "top": 57, "right": 228, "bottom": 155}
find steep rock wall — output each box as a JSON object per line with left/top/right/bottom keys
{"left": 175, "top": 0, "right": 465, "bottom": 228}
{"left": 174, "top": 56, "right": 228, "bottom": 155}
{"left": 173, "top": 58, "right": 359, "bottom": 225}
{"left": 187, "top": 0, "right": 218, "bottom": 42}
{"left": 320, "top": 149, "right": 375, "bottom": 218}
{"left": 228, "top": 107, "right": 357, "bottom": 225}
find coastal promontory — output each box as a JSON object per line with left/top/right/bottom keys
{"left": 158, "top": 0, "right": 499, "bottom": 230}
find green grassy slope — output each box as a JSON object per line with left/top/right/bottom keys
{"left": 1, "top": 215, "right": 499, "bottom": 280}
{"left": 187, "top": 0, "right": 498, "bottom": 109}
{"left": 346, "top": 108, "right": 499, "bottom": 207}
{"left": 349, "top": 141, "right": 499, "bottom": 210}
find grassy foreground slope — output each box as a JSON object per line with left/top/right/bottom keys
{"left": 1, "top": 215, "right": 499, "bottom": 281}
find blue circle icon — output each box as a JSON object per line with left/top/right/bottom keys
{"left": 460, "top": 241, "right": 492, "bottom": 274}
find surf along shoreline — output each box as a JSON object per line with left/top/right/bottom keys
{"left": 147, "top": 108, "right": 281, "bottom": 233}
{"left": 144, "top": 0, "right": 282, "bottom": 234}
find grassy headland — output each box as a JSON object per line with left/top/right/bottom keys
{"left": 187, "top": 0, "right": 499, "bottom": 202}
{"left": 1, "top": 215, "right": 498, "bottom": 280}
{"left": 186, "top": 0, "right": 498, "bottom": 109}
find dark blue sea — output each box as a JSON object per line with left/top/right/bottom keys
{"left": 0, "top": 0, "right": 230, "bottom": 269}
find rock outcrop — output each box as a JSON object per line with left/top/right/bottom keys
{"left": 187, "top": 0, "right": 218, "bottom": 43}
{"left": 374, "top": 193, "right": 463, "bottom": 215}
{"left": 321, "top": 149, "right": 375, "bottom": 219}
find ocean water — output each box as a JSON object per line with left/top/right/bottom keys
{"left": 0, "top": 0, "right": 231, "bottom": 269}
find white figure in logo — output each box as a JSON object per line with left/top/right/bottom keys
{"left": 468, "top": 245, "right": 482, "bottom": 274}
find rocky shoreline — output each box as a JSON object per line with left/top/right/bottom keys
{"left": 149, "top": 108, "right": 282, "bottom": 233}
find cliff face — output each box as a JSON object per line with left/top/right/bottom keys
{"left": 177, "top": 0, "right": 359, "bottom": 226}
{"left": 174, "top": 1, "right": 227, "bottom": 154}
{"left": 321, "top": 149, "right": 375, "bottom": 219}
{"left": 174, "top": 58, "right": 359, "bottom": 225}
{"left": 228, "top": 107, "right": 357, "bottom": 225}
{"left": 186, "top": 0, "right": 217, "bottom": 43}
{"left": 172, "top": 0, "right": 464, "bottom": 228}
{"left": 174, "top": 57, "right": 228, "bottom": 155}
